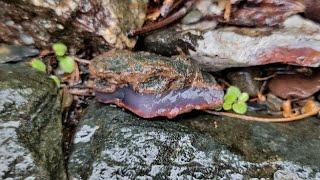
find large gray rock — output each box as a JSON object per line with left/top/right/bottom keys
{"left": 144, "top": 15, "right": 320, "bottom": 71}
{"left": 68, "top": 102, "right": 320, "bottom": 179}
{"left": 0, "top": 64, "right": 66, "bottom": 179}
{"left": 0, "top": 0, "right": 147, "bottom": 50}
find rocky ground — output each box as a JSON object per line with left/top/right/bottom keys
{"left": 1, "top": 0, "right": 320, "bottom": 180}
{"left": 1, "top": 46, "right": 319, "bottom": 179}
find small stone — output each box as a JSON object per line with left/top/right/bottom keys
{"left": 181, "top": 10, "right": 202, "bottom": 25}
{"left": 268, "top": 71, "right": 320, "bottom": 99}
{"left": 266, "top": 93, "right": 283, "bottom": 112}
{"left": 227, "top": 69, "right": 262, "bottom": 97}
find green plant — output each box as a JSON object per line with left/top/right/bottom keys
{"left": 57, "top": 56, "right": 75, "bottom": 73}
{"left": 30, "top": 58, "right": 46, "bottom": 72}
{"left": 52, "top": 42, "right": 75, "bottom": 73}
{"left": 52, "top": 42, "right": 67, "bottom": 56}
{"left": 223, "top": 86, "right": 249, "bottom": 114}
{"left": 49, "top": 75, "right": 61, "bottom": 87}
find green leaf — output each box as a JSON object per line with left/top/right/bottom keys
{"left": 30, "top": 58, "right": 46, "bottom": 72}
{"left": 232, "top": 102, "right": 248, "bottom": 114}
{"left": 238, "top": 92, "right": 249, "bottom": 102}
{"left": 226, "top": 86, "right": 241, "bottom": 97}
{"left": 223, "top": 102, "right": 233, "bottom": 111}
{"left": 49, "top": 75, "right": 60, "bottom": 87}
{"left": 223, "top": 93, "right": 238, "bottom": 103}
{"left": 52, "top": 42, "right": 67, "bottom": 56}
{"left": 58, "top": 56, "right": 75, "bottom": 73}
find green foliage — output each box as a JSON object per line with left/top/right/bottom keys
{"left": 223, "top": 86, "right": 249, "bottom": 114}
{"left": 222, "top": 102, "right": 232, "bottom": 111}
{"left": 226, "top": 86, "right": 241, "bottom": 97}
{"left": 232, "top": 102, "right": 248, "bottom": 114}
{"left": 57, "top": 56, "right": 75, "bottom": 73}
{"left": 53, "top": 42, "right": 75, "bottom": 73}
{"left": 30, "top": 58, "right": 46, "bottom": 72}
{"left": 238, "top": 92, "right": 249, "bottom": 102}
{"left": 52, "top": 42, "right": 67, "bottom": 56}
{"left": 49, "top": 75, "right": 61, "bottom": 87}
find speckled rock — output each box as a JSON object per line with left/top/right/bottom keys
{"left": 0, "top": 44, "right": 39, "bottom": 64}
{"left": 227, "top": 68, "right": 262, "bottom": 97}
{"left": 0, "top": 64, "right": 66, "bottom": 179}
{"left": 68, "top": 102, "right": 320, "bottom": 179}
{"left": 0, "top": 0, "right": 147, "bottom": 50}
{"left": 144, "top": 15, "right": 320, "bottom": 71}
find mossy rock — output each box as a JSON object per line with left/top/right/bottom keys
{"left": 0, "top": 64, "right": 66, "bottom": 179}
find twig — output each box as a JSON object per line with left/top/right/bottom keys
{"left": 68, "top": 88, "right": 94, "bottom": 96}
{"left": 128, "top": 0, "right": 195, "bottom": 37}
{"left": 161, "top": 0, "right": 184, "bottom": 17}
{"left": 224, "top": 0, "right": 232, "bottom": 22}
{"left": 74, "top": 57, "right": 91, "bottom": 64}
{"left": 254, "top": 74, "right": 276, "bottom": 81}
{"left": 204, "top": 108, "right": 320, "bottom": 123}
{"left": 160, "top": 0, "right": 175, "bottom": 17}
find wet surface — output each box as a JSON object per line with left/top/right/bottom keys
{"left": 0, "top": 64, "right": 66, "bottom": 179}
{"left": 89, "top": 50, "right": 223, "bottom": 118}
{"left": 68, "top": 102, "right": 320, "bottom": 179}
{"left": 144, "top": 15, "right": 320, "bottom": 71}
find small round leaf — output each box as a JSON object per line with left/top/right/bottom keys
{"left": 226, "top": 86, "right": 241, "bottom": 97}
{"left": 58, "top": 56, "right": 75, "bottom": 73}
{"left": 223, "top": 93, "right": 237, "bottom": 103}
{"left": 238, "top": 92, "right": 249, "bottom": 102}
{"left": 30, "top": 58, "right": 46, "bottom": 72}
{"left": 223, "top": 102, "right": 233, "bottom": 111}
{"left": 232, "top": 102, "right": 248, "bottom": 114}
{"left": 53, "top": 42, "right": 67, "bottom": 56}
{"left": 49, "top": 75, "right": 60, "bottom": 87}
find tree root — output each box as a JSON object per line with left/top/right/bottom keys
{"left": 128, "top": 0, "right": 195, "bottom": 37}
{"left": 204, "top": 108, "right": 320, "bottom": 123}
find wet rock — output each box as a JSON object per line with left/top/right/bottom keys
{"left": 0, "top": 0, "right": 147, "bottom": 50}
{"left": 0, "top": 64, "right": 66, "bottom": 179}
{"left": 266, "top": 93, "right": 283, "bottom": 112}
{"left": 143, "top": 27, "right": 200, "bottom": 56}
{"left": 89, "top": 50, "right": 223, "bottom": 118}
{"left": 227, "top": 68, "right": 262, "bottom": 96}
{"left": 144, "top": 15, "right": 320, "bottom": 71}
{"left": 181, "top": 10, "right": 203, "bottom": 25}
{"left": 0, "top": 44, "right": 39, "bottom": 64}
{"left": 68, "top": 102, "right": 320, "bottom": 179}
{"left": 190, "top": 0, "right": 304, "bottom": 27}
{"left": 227, "top": 0, "right": 305, "bottom": 27}
{"left": 268, "top": 70, "right": 320, "bottom": 99}
{"left": 304, "top": 0, "right": 320, "bottom": 23}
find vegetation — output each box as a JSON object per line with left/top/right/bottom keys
{"left": 223, "top": 86, "right": 249, "bottom": 114}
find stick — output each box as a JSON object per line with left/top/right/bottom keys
{"left": 204, "top": 109, "right": 320, "bottom": 123}
{"left": 128, "top": 0, "right": 195, "bottom": 37}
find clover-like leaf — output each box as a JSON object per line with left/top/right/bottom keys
{"left": 223, "top": 102, "right": 233, "bottom": 111}
{"left": 53, "top": 42, "right": 67, "bottom": 56}
{"left": 223, "top": 93, "right": 238, "bottom": 104}
{"left": 238, "top": 92, "right": 249, "bottom": 102}
{"left": 30, "top": 58, "right": 46, "bottom": 72}
{"left": 49, "top": 75, "right": 60, "bottom": 88}
{"left": 58, "top": 56, "right": 75, "bottom": 73}
{"left": 226, "top": 86, "right": 241, "bottom": 98}
{"left": 232, "top": 101, "right": 248, "bottom": 114}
